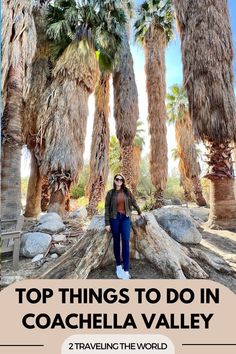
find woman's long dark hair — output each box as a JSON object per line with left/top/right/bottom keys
{"left": 113, "top": 174, "right": 129, "bottom": 194}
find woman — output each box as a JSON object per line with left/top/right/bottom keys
{"left": 105, "top": 174, "right": 143, "bottom": 280}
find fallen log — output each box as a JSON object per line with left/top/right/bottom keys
{"left": 39, "top": 211, "right": 235, "bottom": 280}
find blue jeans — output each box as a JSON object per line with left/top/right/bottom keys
{"left": 110, "top": 212, "right": 131, "bottom": 272}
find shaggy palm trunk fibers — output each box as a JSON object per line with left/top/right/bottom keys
{"left": 153, "top": 190, "right": 165, "bottom": 209}
{"left": 175, "top": 116, "right": 206, "bottom": 207}
{"left": 113, "top": 29, "right": 139, "bottom": 190}
{"left": 41, "top": 175, "right": 50, "bottom": 212}
{"left": 1, "top": 65, "right": 23, "bottom": 219}
{"left": 87, "top": 72, "right": 110, "bottom": 216}
{"left": 191, "top": 176, "right": 207, "bottom": 207}
{"left": 24, "top": 151, "right": 42, "bottom": 217}
{"left": 144, "top": 26, "right": 168, "bottom": 208}
{"left": 121, "top": 145, "right": 134, "bottom": 188}
{"left": 87, "top": 177, "right": 104, "bottom": 216}
{"left": 205, "top": 142, "right": 236, "bottom": 229}
{"left": 131, "top": 145, "right": 141, "bottom": 193}
{"left": 1, "top": 143, "right": 22, "bottom": 219}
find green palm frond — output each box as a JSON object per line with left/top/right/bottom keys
{"left": 166, "top": 84, "right": 189, "bottom": 124}
{"left": 94, "top": 1, "right": 126, "bottom": 72}
{"left": 134, "top": 0, "right": 173, "bottom": 44}
{"left": 46, "top": 0, "right": 78, "bottom": 57}
{"left": 171, "top": 148, "right": 179, "bottom": 161}
{"left": 45, "top": 0, "right": 126, "bottom": 69}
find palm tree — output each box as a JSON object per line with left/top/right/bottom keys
{"left": 173, "top": 0, "right": 236, "bottom": 228}
{"left": 86, "top": 72, "right": 110, "bottom": 216}
{"left": 86, "top": 1, "right": 127, "bottom": 216}
{"left": 171, "top": 148, "right": 193, "bottom": 201}
{"left": 113, "top": 1, "right": 139, "bottom": 188}
{"left": 167, "top": 84, "right": 207, "bottom": 206}
{"left": 131, "top": 119, "right": 145, "bottom": 193}
{"left": 1, "top": 0, "right": 36, "bottom": 219}
{"left": 24, "top": 1, "right": 52, "bottom": 217}
{"left": 134, "top": 0, "right": 173, "bottom": 208}
{"left": 37, "top": 0, "right": 100, "bottom": 216}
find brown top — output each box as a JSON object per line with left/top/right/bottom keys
{"left": 116, "top": 190, "right": 126, "bottom": 214}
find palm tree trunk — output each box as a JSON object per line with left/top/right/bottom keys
{"left": 1, "top": 143, "right": 22, "bottom": 219}
{"left": 87, "top": 72, "right": 110, "bottom": 216}
{"left": 131, "top": 145, "right": 141, "bottom": 193}
{"left": 179, "top": 161, "right": 193, "bottom": 202}
{"left": 173, "top": 0, "right": 236, "bottom": 228}
{"left": 48, "top": 190, "right": 67, "bottom": 216}
{"left": 232, "top": 143, "right": 236, "bottom": 174}
{"left": 1, "top": 65, "right": 23, "bottom": 219}
{"left": 24, "top": 151, "right": 42, "bottom": 217}
{"left": 24, "top": 3, "right": 53, "bottom": 217}
{"left": 41, "top": 175, "right": 50, "bottom": 212}
{"left": 175, "top": 115, "right": 206, "bottom": 207}
{"left": 208, "top": 178, "right": 236, "bottom": 230}
{"left": 191, "top": 176, "right": 207, "bottom": 207}
{"left": 205, "top": 141, "right": 236, "bottom": 228}
{"left": 113, "top": 30, "right": 139, "bottom": 188}
{"left": 120, "top": 145, "right": 134, "bottom": 188}
{"left": 38, "top": 42, "right": 99, "bottom": 216}
{"left": 144, "top": 25, "right": 168, "bottom": 208}
{"left": 48, "top": 171, "right": 72, "bottom": 217}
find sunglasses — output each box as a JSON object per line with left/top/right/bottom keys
{"left": 115, "top": 178, "right": 123, "bottom": 182}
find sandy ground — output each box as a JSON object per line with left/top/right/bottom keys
{"left": 1, "top": 206, "right": 236, "bottom": 294}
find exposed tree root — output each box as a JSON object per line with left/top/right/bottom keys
{"left": 39, "top": 217, "right": 112, "bottom": 279}
{"left": 132, "top": 213, "right": 208, "bottom": 279}
{"left": 189, "top": 247, "right": 236, "bottom": 277}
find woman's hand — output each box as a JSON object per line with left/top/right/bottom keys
{"left": 140, "top": 213, "right": 145, "bottom": 218}
{"left": 105, "top": 225, "right": 111, "bottom": 232}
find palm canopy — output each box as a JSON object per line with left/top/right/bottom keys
{"left": 46, "top": 0, "right": 127, "bottom": 71}
{"left": 166, "top": 84, "right": 189, "bottom": 123}
{"left": 134, "top": 0, "right": 173, "bottom": 44}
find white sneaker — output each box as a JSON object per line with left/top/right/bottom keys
{"left": 116, "top": 265, "right": 124, "bottom": 279}
{"left": 122, "top": 271, "right": 131, "bottom": 280}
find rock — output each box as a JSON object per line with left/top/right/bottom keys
{"left": 21, "top": 232, "right": 52, "bottom": 258}
{"left": 31, "top": 254, "right": 44, "bottom": 263}
{"left": 88, "top": 215, "right": 105, "bottom": 231}
{"left": 50, "top": 253, "right": 59, "bottom": 259}
{"left": 36, "top": 220, "right": 66, "bottom": 234}
{"left": 69, "top": 207, "right": 87, "bottom": 220}
{"left": 32, "top": 254, "right": 45, "bottom": 267}
{"left": 52, "top": 234, "right": 67, "bottom": 242}
{"left": 38, "top": 212, "right": 63, "bottom": 224}
{"left": 2, "top": 276, "right": 25, "bottom": 288}
{"left": 163, "top": 199, "right": 172, "bottom": 206}
{"left": 163, "top": 205, "right": 192, "bottom": 217}
{"left": 190, "top": 207, "right": 209, "bottom": 222}
{"left": 153, "top": 207, "right": 202, "bottom": 244}
{"left": 50, "top": 244, "right": 69, "bottom": 256}
{"left": 171, "top": 198, "right": 182, "bottom": 205}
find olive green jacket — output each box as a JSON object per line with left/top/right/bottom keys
{"left": 105, "top": 188, "right": 141, "bottom": 226}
